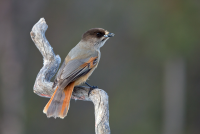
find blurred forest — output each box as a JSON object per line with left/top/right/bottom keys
{"left": 0, "top": 0, "right": 200, "bottom": 134}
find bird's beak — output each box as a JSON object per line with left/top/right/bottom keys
{"left": 104, "top": 32, "right": 115, "bottom": 37}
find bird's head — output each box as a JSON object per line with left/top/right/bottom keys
{"left": 81, "top": 28, "right": 114, "bottom": 49}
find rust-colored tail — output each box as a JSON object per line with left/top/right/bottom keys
{"left": 43, "top": 82, "right": 75, "bottom": 119}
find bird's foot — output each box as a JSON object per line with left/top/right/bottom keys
{"left": 85, "top": 82, "right": 98, "bottom": 96}
{"left": 88, "top": 88, "right": 94, "bottom": 96}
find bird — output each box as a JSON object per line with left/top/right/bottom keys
{"left": 43, "top": 28, "right": 114, "bottom": 119}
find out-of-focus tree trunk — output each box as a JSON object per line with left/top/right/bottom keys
{"left": 0, "top": 1, "right": 24, "bottom": 134}
{"left": 163, "top": 57, "right": 186, "bottom": 134}
{"left": 0, "top": 1, "right": 46, "bottom": 134}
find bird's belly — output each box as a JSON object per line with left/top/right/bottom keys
{"left": 74, "top": 66, "right": 96, "bottom": 86}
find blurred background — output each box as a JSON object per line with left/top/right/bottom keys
{"left": 0, "top": 0, "right": 200, "bottom": 134}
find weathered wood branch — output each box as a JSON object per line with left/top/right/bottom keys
{"left": 30, "top": 18, "right": 110, "bottom": 134}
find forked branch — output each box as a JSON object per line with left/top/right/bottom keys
{"left": 30, "top": 18, "right": 110, "bottom": 134}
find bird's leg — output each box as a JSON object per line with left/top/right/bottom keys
{"left": 85, "top": 82, "right": 98, "bottom": 96}
{"left": 85, "top": 82, "right": 98, "bottom": 89}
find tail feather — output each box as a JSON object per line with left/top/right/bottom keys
{"left": 43, "top": 87, "right": 58, "bottom": 114}
{"left": 59, "top": 82, "right": 75, "bottom": 118}
{"left": 43, "top": 82, "right": 75, "bottom": 119}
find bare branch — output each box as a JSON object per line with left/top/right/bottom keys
{"left": 30, "top": 18, "right": 110, "bottom": 134}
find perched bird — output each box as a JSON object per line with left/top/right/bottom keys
{"left": 43, "top": 28, "right": 114, "bottom": 119}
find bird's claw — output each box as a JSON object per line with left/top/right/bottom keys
{"left": 88, "top": 86, "right": 98, "bottom": 96}
{"left": 85, "top": 82, "right": 98, "bottom": 96}
{"left": 92, "top": 86, "right": 98, "bottom": 89}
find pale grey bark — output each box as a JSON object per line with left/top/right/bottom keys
{"left": 30, "top": 18, "right": 110, "bottom": 134}
{"left": 163, "top": 57, "right": 186, "bottom": 134}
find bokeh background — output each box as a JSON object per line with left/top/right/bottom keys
{"left": 0, "top": 0, "right": 200, "bottom": 134}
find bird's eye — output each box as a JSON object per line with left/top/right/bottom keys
{"left": 96, "top": 32, "right": 103, "bottom": 37}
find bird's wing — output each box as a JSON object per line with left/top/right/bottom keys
{"left": 55, "top": 54, "right": 98, "bottom": 89}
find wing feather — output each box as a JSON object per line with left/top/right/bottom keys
{"left": 54, "top": 55, "right": 98, "bottom": 90}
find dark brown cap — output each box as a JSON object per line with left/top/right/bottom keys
{"left": 82, "top": 28, "right": 108, "bottom": 41}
